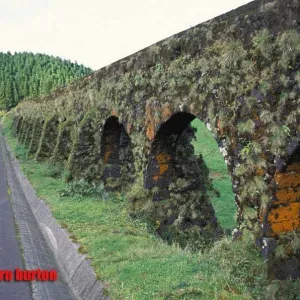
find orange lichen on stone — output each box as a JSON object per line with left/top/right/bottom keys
{"left": 145, "top": 103, "right": 156, "bottom": 141}
{"left": 126, "top": 123, "right": 133, "bottom": 134}
{"left": 153, "top": 153, "right": 171, "bottom": 181}
{"left": 156, "top": 154, "right": 171, "bottom": 175}
{"left": 155, "top": 153, "right": 171, "bottom": 164}
{"left": 146, "top": 124, "right": 155, "bottom": 141}
{"left": 274, "top": 173, "right": 300, "bottom": 188}
{"left": 153, "top": 175, "right": 159, "bottom": 181}
{"left": 268, "top": 202, "right": 300, "bottom": 234}
{"left": 111, "top": 110, "right": 118, "bottom": 117}
{"left": 274, "top": 188, "right": 300, "bottom": 205}
{"left": 268, "top": 163, "right": 300, "bottom": 234}
{"left": 161, "top": 105, "right": 172, "bottom": 122}
{"left": 256, "top": 168, "right": 265, "bottom": 176}
{"left": 159, "top": 164, "right": 169, "bottom": 175}
{"left": 287, "top": 162, "right": 300, "bottom": 172}
{"left": 103, "top": 151, "right": 112, "bottom": 164}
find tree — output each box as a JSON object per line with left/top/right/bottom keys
{"left": 0, "top": 52, "right": 93, "bottom": 109}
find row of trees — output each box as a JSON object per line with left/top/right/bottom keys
{"left": 0, "top": 52, "right": 93, "bottom": 109}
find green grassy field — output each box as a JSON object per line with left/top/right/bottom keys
{"left": 191, "top": 119, "right": 236, "bottom": 230}
{"left": 3, "top": 116, "right": 298, "bottom": 299}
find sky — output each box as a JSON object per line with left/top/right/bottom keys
{"left": 0, "top": 0, "right": 252, "bottom": 70}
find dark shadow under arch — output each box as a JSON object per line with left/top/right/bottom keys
{"left": 144, "top": 112, "right": 198, "bottom": 196}
{"left": 100, "top": 116, "right": 134, "bottom": 189}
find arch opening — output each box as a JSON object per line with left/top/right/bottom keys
{"left": 144, "top": 112, "right": 236, "bottom": 248}
{"left": 145, "top": 113, "right": 203, "bottom": 198}
{"left": 100, "top": 116, "right": 134, "bottom": 190}
{"left": 191, "top": 118, "right": 237, "bottom": 230}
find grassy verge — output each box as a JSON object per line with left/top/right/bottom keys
{"left": 1, "top": 117, "right": 272, "bottom": 299}
{"left": 191, "top": 119, "right": 236, "bottom": 230}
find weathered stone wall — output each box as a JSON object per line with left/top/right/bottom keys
{"left": 66, "top": 110, "right": 101, "bottom": 182}
{"left": 35, "top": 115, "right": 60, "bottom": 161}
{"left": 23, "top": 120, "right": 34, "bottom": 147}
{"left": 8, "top": 0, "right": 300, "bottom": 278}
{"left": 51, "top": 120, "right": 74, "bottom": 164}
{"left": 27, "top": 118, "right": 44, "bottom": 157}
{"left": 100, "top": 116, "right": 135, "bottom": 189}
{"left": 19, "top": 118, "right": 30, "bottom": 144}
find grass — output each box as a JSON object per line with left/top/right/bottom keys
{"left": 0, "top": 117, "right": 277, "bottom": 299}
{"left": 191, "top": 119, "right": 236, "bottom": 230}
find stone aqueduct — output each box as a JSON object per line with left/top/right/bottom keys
{"left": 8, "top": 0, "right": 300, "bottom": 278}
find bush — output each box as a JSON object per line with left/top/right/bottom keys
{"left": 253, "top": 29, "right": 274, "bottom": 61}
{"left": 14, "top": 144, "right": 28, "bottom": 162}
{"left": 221, "top": 40, "right": 246, "bottom": 69}
{"left": 59, "top": 179, "right": 110, "bottom": 200}
{"left": 278, "top": 30, "right": 300, "bottom": 68}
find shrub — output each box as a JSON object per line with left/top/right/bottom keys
{"left": 59, "top": 179, "right": 110, "bottom": 200}
{"left": 278, "top": 30, "right": 300, "bottom": 68}
{"left": 253, "top": 29, "right": 274, "bottom": 61}
{"left": 221, "top": 40, "right": 246, "bottom": 69}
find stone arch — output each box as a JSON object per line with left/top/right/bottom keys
{"left": 23, "top": 120, "right": 34, "bottom": 147}
{"left": 67, "top": 112, "right": 98, "bottom": 181}
{"left": 51, "top": 119, "right": 74, "bottom": 164}
{"left": 27, "top": 118, "right": 45, "bottom": 157}
{"left": 16, "top": 117, "right": 25, "bottom": 140}
{"left": 12, "top": 115, "right": 21, "bottom": 136}
{"left": 19, "top": 118, "right": 30, "bottom": 144}
{"left": 99, "top": 116, "right": 134, "bottom": 190}
{"left": 35, "top": 115, "right": 60, "bottom": 161}
{"left": 144, "top": 112, "right": 236, "bottom": 248}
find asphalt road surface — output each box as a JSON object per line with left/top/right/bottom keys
{"left": 0, "top": 144, "right": 32, "bottom": 299}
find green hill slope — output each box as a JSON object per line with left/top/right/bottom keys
{"left": 191, "top": 119, "right": 236, "bottom": 229}
{"left": 0, "top": 52, "right": 93, "bottom": 109}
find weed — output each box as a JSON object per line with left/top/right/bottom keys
{"left": 221, "top": 39, "right": 246, "bottom": 69}
{"left": 278, "top": 30, "right": 300, "bottom": 68}
{"left": 59, "top": 179, "right": 110, "bottom": 200}
{"left": 237, "top": 120, "right": 255, "bottom": 134}
{"left": 240, "top": 142, "right": 254, "bottom": 159}
{"left": 253, "top": 29, "right": 274, "bottom": 61}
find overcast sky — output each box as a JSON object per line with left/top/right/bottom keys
{"left": 0, "top": 0, "right": 252, "bottom": 70}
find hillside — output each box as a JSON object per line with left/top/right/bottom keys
{"left": 0, "top": 52, "right": 93, "bottom": 109}
{"left": 191, "top": 119, "right": 236, "bottom": 230}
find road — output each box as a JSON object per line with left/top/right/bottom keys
{"left": 0, "top": 142, "right": 32, "bottom": 299}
